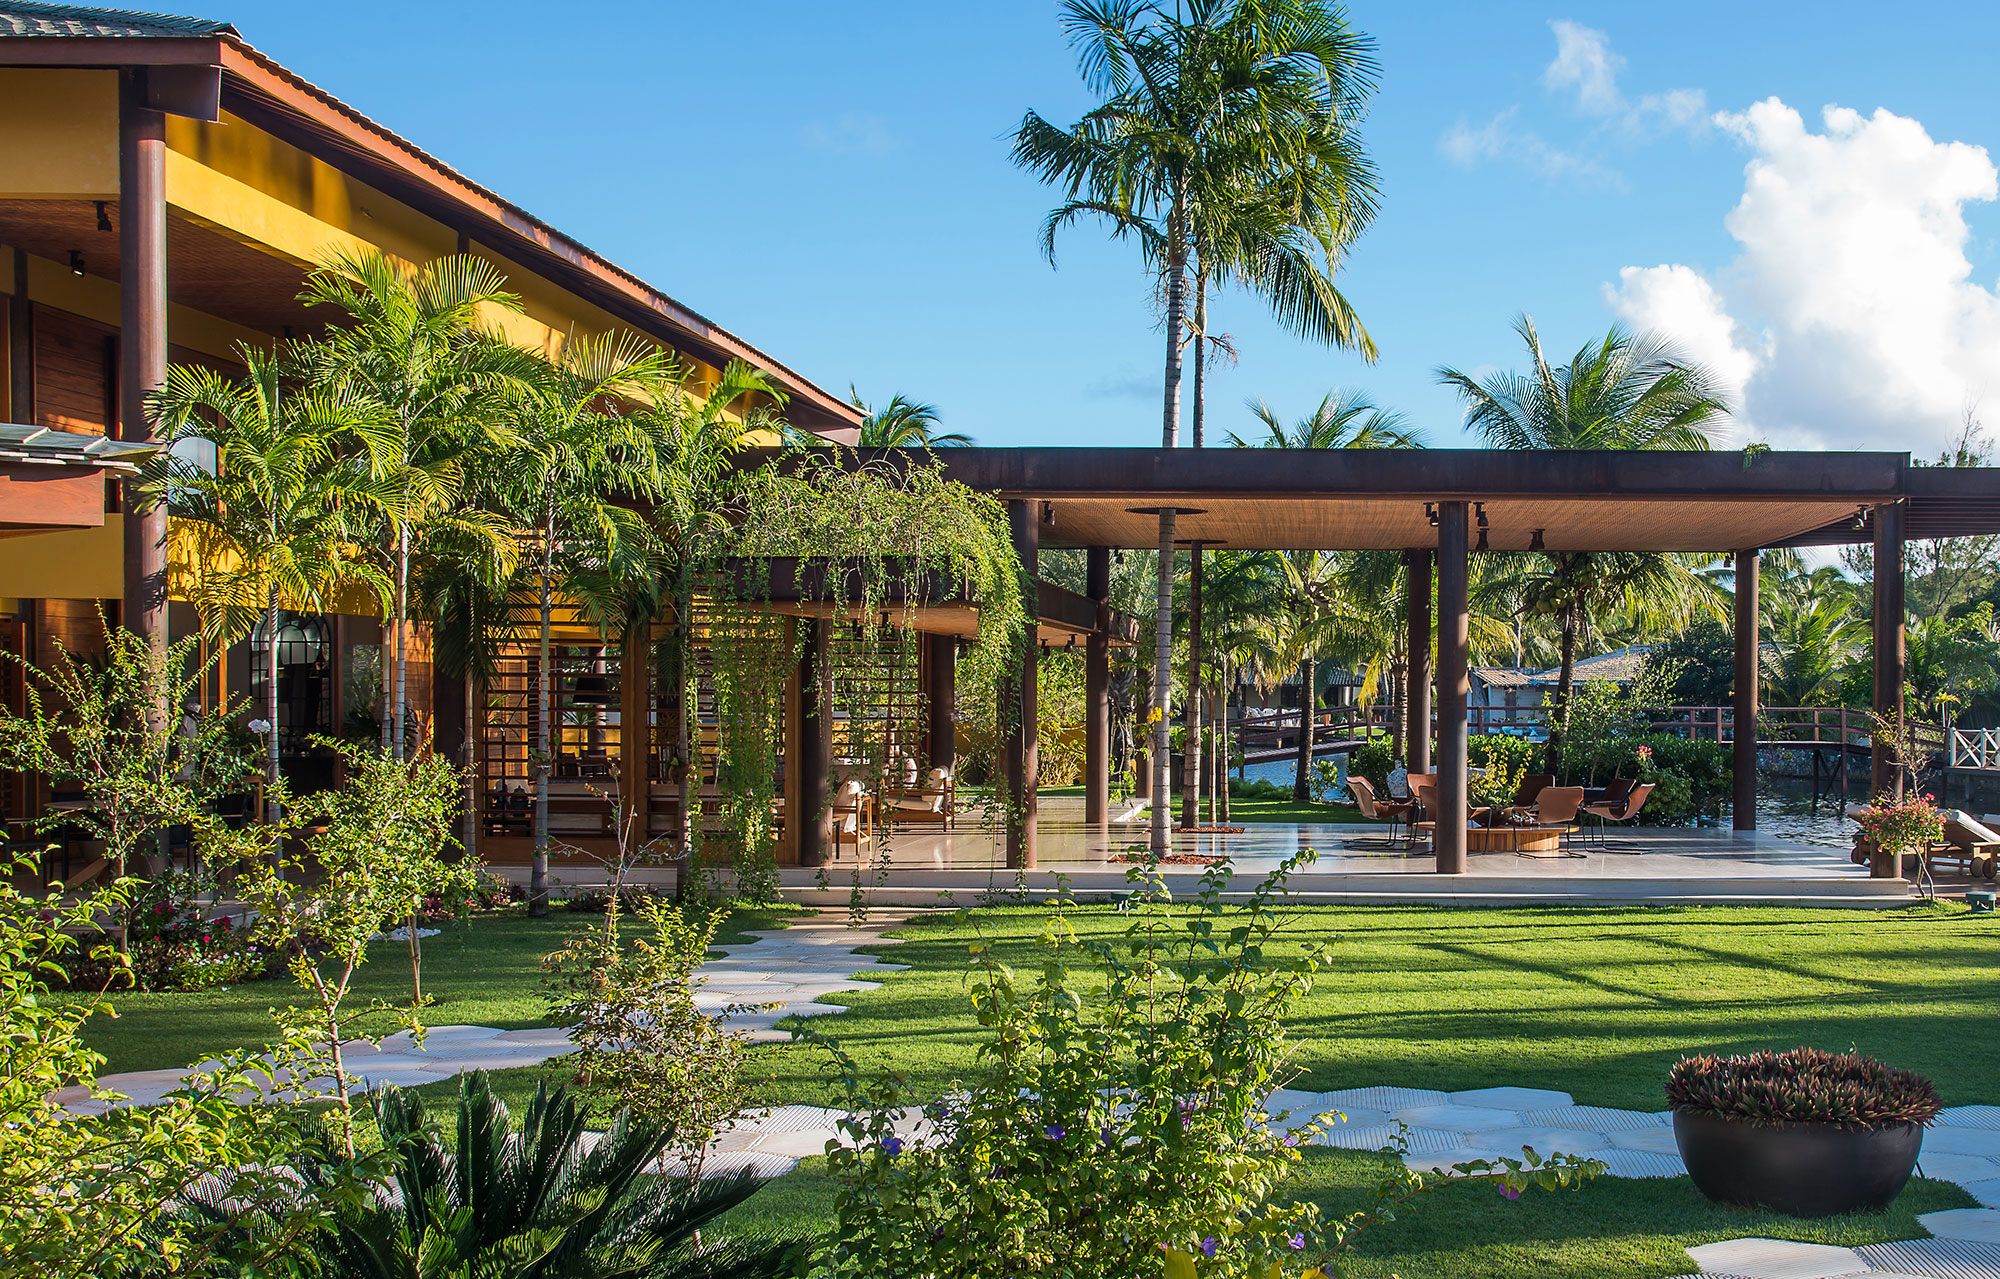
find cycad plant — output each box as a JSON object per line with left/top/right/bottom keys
{"left": 150, "top": 346, "right": 390, "bottom": 821}
{"left": 295, "top": 1072, "right": 796, "bottom": 1278}
{"left": 300, "top": 248, "right": 538, "bottom": 761}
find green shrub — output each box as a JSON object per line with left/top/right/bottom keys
{"left": 810, "top": 858, "right": 1600, "bottom": 1277}
{"left": 1349, "top": 739, "right": 1392, "bottom": 792}
{"left": 1469, "top": 734, "right": 1543, "bottom": 778}
{"left": 1666, "top": 1048, "right": 1942, "bottom": 1128}
{"left": 1227, "top": 777, "right": 1291, "bottom": 802}
{"left": 1627, "top": 733, "right": 1732, "bottom": 823}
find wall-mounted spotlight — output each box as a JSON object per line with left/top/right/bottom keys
{"left": 1474, "top": 502, "right": 1489, "bottom": 529}
{"left": 1851, "top": 507, "right": 1870, "bottom": 530}
{"left": 1424, "top": 502, "right": 1438, "bottom": 528}
{"left": 94, "top": 201, "right": 112, "bottom": 233}
{"left": 1041, "top": 501, "right": 1055, "bottom": 526}
{"left": 1475, "top": 527, "right": 1490, "bottom": 552}
{"left": 67, "top": 250, "right": 84, "bottom": 277}
{"left": 1529, "top": 528, "right": 1546, "bottom": 552}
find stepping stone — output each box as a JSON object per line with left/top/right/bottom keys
{"left": 1855, "top": 1238, "right": 2000, "bottom": 1277}
{"left": 1917, "top": 1152, "right": 2000, "bottom": 1184}
{"left": 1523, "top": 1104, "right": 1667, "bottom": 1132}
{"left": 749, "top": 1128, "right": 843, "bottom": 1159}
{"left": 1927, "top": 1128, "right": 2000, "bottom": 1158}
{"left": 492, "top": 1028, "right": 574, "bottom": 1048}
{"left": 1471, "top": 1126, "right": 1611, "bottom": 1156}
{"left": 1320, "top": 1086, "right": 1447, "bottom": 1113}
{"left": 1447, "top": 1086, "right": 1575, "bottom": 1111}
{"left": 1274, "top": 1106, "right": 1391, "bottom": 1135}
{"left": 1964, "top": 1178, "right": 2000, "bottom": 1209}
{"left": 1405, "top": 1148, "right": 1505, "bottom": 1173}
{"left": 1941, "top": 1107, "right": 2000, "bottom": 1131}
{"left": 1919, "top": 1208, "right": 2000, "bottom": 1243}
{"left": 1609, "top": 1126, "right": 1683, "bottom": 1154}
{"left": 729, "top": 1105, "right": 849, "bottom": 1135}
{"left": 1399, "top": 1104, "right": 1521, "bottom": 1131}
{"left": 1596, "top": 1149, "right": 1685, "bottom": 1179}
{"left": 1684, "top": 1237, "right": 1869, "bottom": 1278}
{"left": 1323, "top": 1124, "right": 1462, "bottom": 1155}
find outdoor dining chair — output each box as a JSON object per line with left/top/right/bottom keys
{"left": 1581, "top": 782, "right": 1654, "bottom": 847}
{"left": 1347, "top": 776, "right": 1414, "bottom": 847}
{"left": 1523, "top": 786, "right": 1587, "bottom": 853}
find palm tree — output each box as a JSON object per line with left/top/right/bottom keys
{"left": 507, "top": 332, "right": 676, "bottom": 917}
{"left": 1254, "top": 549, "right": 1354, "bottom": 802}
{"left": 852, "top": 390, "right": 972, "bottom": 447}
{"left": 1762, "top": 595, "right": 1861, "bottom": 707}
{"left": 1230, "top": 388, "right": 1422, "bottom": 450}
{"left": 299, "top": 248, "right": 537, "bottom": 761}
{"left": 283, "top": 1073, "right": 795, "bottom": 1278}
{"left": 1439, "top": 315, "right": 1730, "bottom": 771}
{"left": 1015, "top": 0, "right": 1382, "bottom": 852}
{"left": 150, "top": 347, "right": 389, "bottom": 825}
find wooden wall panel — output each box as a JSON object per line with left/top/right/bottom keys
{"left": 31, "top": 304, "right": 114, "bottom": 436}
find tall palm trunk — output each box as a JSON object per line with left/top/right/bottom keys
{"left": 1149, "top": 192, "right": 1187, "bottom": 856}
{"left": 1292, "top": 655, "right": 1317, "bottom": 804}
{"left": 461, "top": 640, "right": 478, "bottom": 861}
{"left": 1180, "top": 271, "right": 1207, "bottom": 830}
{"left": 531, "top": 521, "right": 553, "bottom": 917}
{"left": 666, "top": 579, "right": 694, "bottom": 864}
{"left": 1545, "top": 601, "right": 1581, "bottom": 778}
{"left": 1388, "top": 658, "right": 1406, "bottom": 764}
{"left": 266, "top": 583, "right": 282, "bottom": 838}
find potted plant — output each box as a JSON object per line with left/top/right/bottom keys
{"left": 1667, "top": 1047, "right": 1941, "bottom": 1216}
{"left": 1852, "top": 791, "right": 1945, "bottom": 877}
{"left": 1469, "top": 756, "right": 1524, "bottom": 827}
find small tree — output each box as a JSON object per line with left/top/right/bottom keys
{"left": 0, "top": 621, "right": 251, "bottom": 935}
{"left": 217, "top": 743, "right": 466, "bottom": 1154}
{"left": 543, "top": 894, "right": 760, "bottom": 1184}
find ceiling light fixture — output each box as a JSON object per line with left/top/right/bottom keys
{"left": 94, "top": 201, "right": 111, "bottom": 232}
{"left": 67, "top": 250, "right": 84, "bottom": 276}
{"left": 1529, "top": 528, "right": 1546, "bottom": 552}
{"left": 1475, "top": 502, "right": 1489, "bottom": 529}
{"left": 1475, "top": 527, "right": 1490, "bottom": 552}
{"left": 1424, "top": 502, "right": 1438, "bottom": 528}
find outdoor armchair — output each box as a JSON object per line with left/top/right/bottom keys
{"left": 1348, "top": 776, "right": 1414, "bottom": 846}
{"left": 883, "top": 766, "right": 956, "bottom": 829}
{"left": 1582, "top": 783, "right": 1653, "bottom": 846}
{"left": 1524, "top": 786, "right": 1587, "bottom": 851}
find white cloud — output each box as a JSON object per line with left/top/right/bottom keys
{"left": 1607, "top": 98, "right": 2000, "bottom": 454}
{"left": 1440, "top": 108, "right": 1626, "bottom": 190}
{"left": 1543, "top": 19, "right": 1625, "bottom": 114}
{"left": 800, "top": 113, "right": 895, "bottom": 155}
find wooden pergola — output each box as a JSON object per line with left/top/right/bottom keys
{"left": 916, "top": 447, "right": 2000, "bottom": 876}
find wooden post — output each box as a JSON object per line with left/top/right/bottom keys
{"left": 118, "top": 69, "right": 168, "bottom": 669}
{"left": 798, "top": 618, "right": 831, "bottom": 867}
{"left": 1406, "top": 548, "right": 1433, "bottom": 773}
{"left": 8, "top": 248, "right": 30, "bottom": 423}
{"left": 926, "top": 631, "right": 957, "bottom": 774}
{"left": 619, "top": 626, "right": 648, "bottom": 847}
{"left": 1180, "top": 543, "right": 1203, "bottom": 829}
{"left": 1004, "top": 500, "right": 1039, "bottom": 868}
{"left": 1733, "top": 549, "right": 1760, "bottom": 831}
{"left": 1871, "top": 502, "right": 1907, "bottom": 810}
{"left": 1436, "top": 503, "right": 1470, "bottom": 874}
{"left": 1085, "top": 546, "right": 1110, "bottom": 825}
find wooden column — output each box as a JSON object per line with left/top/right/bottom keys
{"left": 1004, "top": 499, "right": 1039, "bottom": 868}
{"left": 1085, "top": 546, "right": 1111, "bottom": 825}
{"left": 797, "top": 617, "right": 832, "bottom": 868}
{"left": 618, "top": 627, "right": 649, "bottom": 846}
{"left": 1406, "top": 548, "right": 1433, "bottom": 773}
{"left": 119, "top": 69, "right": 168, "bottom": 662}
{"left": 926, "top": 631, "right": 956, "bottom": 774}
{"left": 1871, "top": 503, "right": 1907, "bottom": 809}
{"left": 1179, "top": 543, "right": 1203, "bottom": 829}
{"left": 1435, "top": 504, "right": 1470, "bottom": 874}
{"left": 8, "top": 248, "right": 30, "bottom": 422}
{"left": 1732, "top": 549, "right": 1760, "bottom": 831}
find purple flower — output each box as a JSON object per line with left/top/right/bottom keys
{"left": 1498, "top": 1183, "right": 1521, "bottom": 1200}
{"left": 1283, "top": 1132, "right": 1299, "bottom": 1147}
{"left": 880, "top": 1136, "right": 903, "bottom": 1156}
{"left": 1100, "top": 1125, "right": 1118, "bottom": 1148}
{"left": 1200, "top": 1236, "right": 1218, "bottom": 1258}
{"left": 1045, "top": 1124, "right": 1066, "bottom": 1141}
{"left": 1288, "top": 1232, "right": 1306, "bottom": 1250}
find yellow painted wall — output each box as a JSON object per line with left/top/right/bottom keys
{"left": 0, "top": 517, "right": 122, "bottom": 600}
{"left": 3, "top": 249, "right": 272, "bottom": 363}
{"left": 0, "top": 69, "right": 117, "bottom": 198}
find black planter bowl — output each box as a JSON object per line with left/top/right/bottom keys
{"left": 1673, "top": 1109, "right": 1923, "bottom": 1217}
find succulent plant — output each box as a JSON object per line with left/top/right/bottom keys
{"left": 1666, "top": 1048, "right": 1942, "bottom": 1129}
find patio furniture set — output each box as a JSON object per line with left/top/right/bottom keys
{"left": 1348, "top": 774, "right": 1655, "bottom": 857}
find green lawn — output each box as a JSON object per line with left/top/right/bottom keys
{"left": 73, "top": 905, "right": 806, "bottom": 1074}
{"left": 86, "top": 897, "right": 2000, "bottom": 1276}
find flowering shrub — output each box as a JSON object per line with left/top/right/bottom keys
{"left": 808, "top": 856, "right": 1599, "bottom": 1277}
{"left": 1667, "top": 1048, "right": 1942, "bottom": 1129}
{"left": 123, "top": 868, "right": 264, "bottom": 992}
{"left": 1853, "top": 791, "right": 1945, "bottom": 855}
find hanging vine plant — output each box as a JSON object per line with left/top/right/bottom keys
{"left": 696, "top": 447, "right": 1030, "bottom": 903}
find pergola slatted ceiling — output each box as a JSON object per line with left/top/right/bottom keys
{"left": 897, "top": 448, "right": 2000, "bottom": 553}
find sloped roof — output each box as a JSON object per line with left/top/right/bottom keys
{"left": 1562, "top": 644, "right": 1656, "bottom": 684}
{"left": 0, "top": 1, "right": 232, "bottom": 37}
{"left": 0, "top": 422, "right": 154, "bottom": 470}
{"left": 1472, "top": 666, "right": 1535, "bottom": 689}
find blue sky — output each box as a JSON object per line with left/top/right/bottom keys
{"left": 217, "top": 1, "right": 2000, "bottom": 455}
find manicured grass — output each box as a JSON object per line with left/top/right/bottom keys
{"left": 753, "top": 900, "right": 2000, "bottom": 1110}
{"left": 706, "top": 1151, "right": 1970, "bottom": 1279}
{"left": 72, "top": 904, "right": 807, "bottom": 1074}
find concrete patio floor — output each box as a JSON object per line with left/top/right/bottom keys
{"left": 788, "top": 796, "right": 1909, "bottom": 908}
